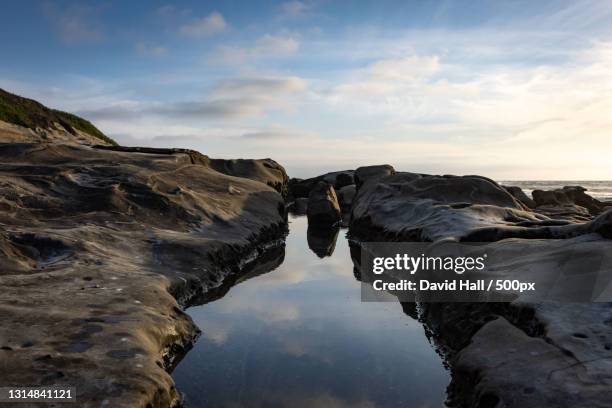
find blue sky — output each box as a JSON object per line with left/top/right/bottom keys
{"left": 2, "top": 0, "right": 612, "bottom": 178}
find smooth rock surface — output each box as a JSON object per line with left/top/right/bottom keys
{"left": 307, "top": 225, "right": 340, "bottom": 258}
{"left": 0, "top": 143, "right": 287, "bottom": 408}
{"left": 350, "top": 172, "right": 542, "bottom": 241}
{"left": 306, "top": 181, "right": 341, "bottom": 227}
{"left": 354, "top": 164, "right": 395, "bottom": 189}
{"left": 337, "top": 184, "right": 356, "bottom": 213}
{"left": 289, "top": 170, "right": 354, "bottom": 199}
{"left": 348, "top": 170, "right": 612, "bottom": 408}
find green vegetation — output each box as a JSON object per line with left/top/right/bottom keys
{"left": 0, "top": 88, "right": 117, "bottom": 145}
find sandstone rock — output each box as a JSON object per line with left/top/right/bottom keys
{"left": 350, "top": 172, "right": 537, "bottom": 241}
{"left": 95, "top": 146, "right": 289, "bottom": 198}
{"left": 348, "top": 168, "right": 612, "bottom": 408}
{"left": 209, "top": 157, "right": 289, "bottom": 198}
{"left": 0, "top": 142, "right": 287, "bottom": 408}
{"left": 306, "top": 181, "right": 341, "bottom": 227}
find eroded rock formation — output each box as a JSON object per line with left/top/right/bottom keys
{"left": 0, "top": 143, "right": 288, "bottom": 407}
{"left": 347, "top": 168, "right": 612, "bottom": 408}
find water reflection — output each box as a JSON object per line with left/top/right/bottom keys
{"left": 173, "top": 215, "right": 448, "bottom": 408}
{"left": 307, "top": 225, "right": 340, "bottom": 258}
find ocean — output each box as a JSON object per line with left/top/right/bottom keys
{"left": 498, "top": 181, "right": 612, "bottom": 202}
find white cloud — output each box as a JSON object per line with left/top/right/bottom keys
{"left": 135, "top": 42, "right": 167, "bottom": 57}
{"left": 255, "top": 34, "right": 300, "bottom": 54}
{"left": 213, "top": 76, "right": 307, "bottom": 96}
{"left": 43, "top": 3, "right": 104, "bottom": 44}
{"left": 179, "top": 11, "right": 226, "bottom": 37}
{"left": 211, "top": 34, "right": 299, "bottom": 64}
{"left": 77, "top": 76, "right": 308, "bottom": 138}
{"left": 367, "top": 55, "right": 440, "bottom": 81}
{"left": 279, "top": 1, "right": 310, "bottom": 18}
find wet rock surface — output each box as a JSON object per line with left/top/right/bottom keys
{"left": 0, "top": 143, "right": 287, "bottom": 407}
{"left": 347, "top": 168, "right": 612, "bottom": 407}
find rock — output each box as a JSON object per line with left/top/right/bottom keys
{"left": 0, "top": 142, "right": 287, "bottom": 408}
{"left": 337, "top": 184, "right": 356, "bottom": 212}
{"left": 288, "top": 170, "right": 354, "bottom": 199}
{"left": 348, "top": 168, "right": 612, "bottom": 408}
{"left": 350, "top": 172, "right": 537, "bottom": 241}
{"left": 533, "top": 186, "right": 605, "bottom": 216}
{"left": 290, "top": 197, "right": 308, "bottom": 214}
{"left": 333, "top": 172, "right": 354, "bottom": 189}
{"left": 209, "top": 157, "right": 289, "bottom": 198}
{"left": 307, "top": 225, "right": 340, "bottom": 258}
{"left": 288, "top": 177, "right": 310, "bottom": 199}
{"left": 94, "top": 146, "right": 289, "bottom": 199}
{"left": 354, "top": 164, "right": 395, "bottom": 189}
{"left": 306, "top": 181, "right": 341, "bottom": 227}
{"left": 504, "top": 185, "right": 536, "bottom": 208}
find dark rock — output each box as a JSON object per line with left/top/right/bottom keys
{"left": 533, "top": 186, "right": 605, "bottom": 216}
{"left": 288, "top": 170, "right": 354, "bottom": 199}
{"left": 334, "top": 172, "right": 354, "bottom": 189}
{"left": 354, "top": 165, "right": 395, "bottom": 189}
{"left": 350, "top": 172, "right": 533, "bottom": 241}
{"left": 348, "top": 168, "right": 612, "bottom": 408}
{"left": 290, "top": 197, "right": 308, "bottom": 214}
{"left": 504, "top": 186, "right": 536, "bottom": 208}
{"left": 337, "top": 184, "right": 356, "bottom": 212}
{"left": 288, "top": 178, "right": 309, "bottom": 198}
{"left": 307, "top": 225, "right": 340, "bottom": 258}
{"left": 306, "top": 181, "right": 341, "bottom": 227}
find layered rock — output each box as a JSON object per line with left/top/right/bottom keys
{"left": 94, "top": 146, "right": 289, "bottom": 197}
{"left": 209, "top": 157, "right": 289, "bottom": 198}
{"left": 533, "top": 185, "right": 607, "bottom": 216}
{"left": 0, "top": 143, "right": 287, "bottom": 407}
{"left": 348, "top": 169, "right": 612, "bottom": 408}
{"left": 350, "top": 172, "right": 543, "bottom": 242}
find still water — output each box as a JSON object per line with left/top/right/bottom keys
{"left": 173, "top": 215, "right": 449, "bottom": 408}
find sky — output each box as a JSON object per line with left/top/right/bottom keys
{"left": 1, "top": 0, "right": 612, "bottom": 179}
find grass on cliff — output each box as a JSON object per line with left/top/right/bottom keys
{"left": 0, "top": 88, "right": 117, "bottom": 145}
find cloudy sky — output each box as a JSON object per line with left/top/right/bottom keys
{"left": 2, "top": 0, "right": 612, "bottom": 179}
